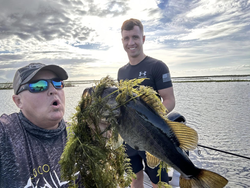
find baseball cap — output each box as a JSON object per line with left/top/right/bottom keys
{"left": 13, "top": 63, "right": 68, "bottom": 94}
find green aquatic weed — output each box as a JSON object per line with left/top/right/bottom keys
{"left": 60, "top": 76, "right": 170, "bottom": 187}
{"left": 60, "top": 76, "right": 134, "bottom": 188}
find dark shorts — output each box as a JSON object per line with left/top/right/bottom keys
{"left": 124, "top": 143, "right": 169, "bottom": 184}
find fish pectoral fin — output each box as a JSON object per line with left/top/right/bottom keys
{"left": 146, "top": 151, "right": 161, "bottom": 169}
{"left": 166, "top": 120, "right": 198, "bottom": 151}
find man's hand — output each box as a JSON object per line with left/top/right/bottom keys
{"left": 99, "top": 120, "right": 112, "bottom": 138}
{"left": 88, "top": 120, "right": 112, "bottom": 139}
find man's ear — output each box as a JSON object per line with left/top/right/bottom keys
{"left": 143, "top": 35, "right": 145, "bottom": 43}
{"left": 12, "top": 94, "right": 23, "bottom": 109}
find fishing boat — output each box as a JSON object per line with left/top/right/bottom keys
{"left": 143, "top": 168, "right": 180, "bottom": 188}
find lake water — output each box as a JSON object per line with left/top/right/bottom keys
{"left": 0, "top": 81, "right": 250, "bottom": 188}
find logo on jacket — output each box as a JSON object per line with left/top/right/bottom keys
{"left": 139, "top": 71, "right": 147, "bottom": 78}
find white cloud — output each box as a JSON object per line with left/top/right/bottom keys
{"left": 0, "top": 0, "right": 249, "bottom": 82}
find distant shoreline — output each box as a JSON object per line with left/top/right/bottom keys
{"left": 1, "top": 75, "right": 249, "bottom": 90}
{"left": 172, "top": 80, "right": 250, "bottom": 83}
{"left": 172, "top": 74, "right": 250, "bottom": 79}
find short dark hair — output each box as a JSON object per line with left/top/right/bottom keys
{"left": 121, "top": 18, "right": 144, "bottom": 33}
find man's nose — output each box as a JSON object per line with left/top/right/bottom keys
{"left": 48, "top": 83, "right": 58, "bottom": 95}
{"left": 128, "top": 38, "right": 135, "bottom": 45}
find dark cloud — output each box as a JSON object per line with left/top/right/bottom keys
{"left": 74, "top": 43, "right": 110, "bottom": 50}
{"left": 0, "top": 8, "right": 94, "bottom": 41}
{"left": 97, "top": 1, "right": 129, "bottom": 17}
{"left": 156, "top": 0, "right": 169, "bottom": 10}
{"left": 40, "top": 57, "right": 98, "bottom": 66}
{"left": 0, "top": 0, "right": 249, "bottom": 81}
{"left": 0, "top": 55, "right": 100, "bottom": 82}
{"left": 0, "top": 55, "right": 98, "bottom": 68}
{"left": 157, "top": 0, "right": 193, "bottom": 23}
{"left": 142, "top": 0, "right": 195, "bottom": 33}
{"left": 0, "top": 0, "right": 129, "bottom": 42}
{"left": 31, "top": 51, "right": 69, "bottom": 54}
{"left": 0, "top": 54, "right": 25, "bottom": 61}
{"left": 144, "top": 0, "right": 250, "bottom": 47}
{"left": 83, "top": 0, "right": 129, "bottom": 17}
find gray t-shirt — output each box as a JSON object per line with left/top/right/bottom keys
{"left": 0, "top": 111, "right": 68, "bottom": 188}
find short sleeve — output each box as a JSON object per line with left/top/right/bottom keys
{"left": 153, "top": 61, "right": 173, "bottom": 90}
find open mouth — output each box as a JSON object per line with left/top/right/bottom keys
{"left": 52, "top": 100, "right": 59, "bottom": 106}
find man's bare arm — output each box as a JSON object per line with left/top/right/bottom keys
{"left": 158, "top": 87, "right": 175, "bottom": 113}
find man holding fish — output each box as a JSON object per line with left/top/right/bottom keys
{"left": 0, "top": 63, "right": 71, "bottom": 187}
{"left": 116, "top": 18, "right": 228, "bottom": 188}
{"left": 118, "top": 18, "right": 176, "bottom": 188}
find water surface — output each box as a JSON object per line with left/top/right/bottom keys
{"left": 0, "top": 81, "right": 249, "bottom": 187}
{"left": 173, "top": 82, "right": 250, "bottom": 188}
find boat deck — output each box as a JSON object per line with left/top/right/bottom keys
{"left": 126, "top": 169, "right": 180, "bottom": 188}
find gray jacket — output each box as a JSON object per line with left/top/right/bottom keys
{"left": 0, "top": 112, "right": 68, "bottom": 188}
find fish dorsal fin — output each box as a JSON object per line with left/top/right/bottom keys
{"left": 165, "top": 119, "right": 198, "bottom": 151}
{"left": 146, "top": 151, "right": 161, "bottom": 169}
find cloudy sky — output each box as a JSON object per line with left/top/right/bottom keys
{"left": 0, "top": 0, "right": 249, "bottom": 82}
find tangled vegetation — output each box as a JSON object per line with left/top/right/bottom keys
{"left": 60, "top": 76, "right": 171, "bottom": 188}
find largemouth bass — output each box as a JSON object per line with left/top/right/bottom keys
{"left": 83, "top": 85, "right": 228, "bottom": 188}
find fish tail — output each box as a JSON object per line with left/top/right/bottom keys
{"left": 179, "top": 169, "right": 228, "bottom": 188}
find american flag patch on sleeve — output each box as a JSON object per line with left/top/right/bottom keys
{"left": 162, "top": 73, "right": 171, "bottom": 82}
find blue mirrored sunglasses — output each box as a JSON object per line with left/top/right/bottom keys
{"left": 17, "top": 78, "right": 64, "bottom": 94}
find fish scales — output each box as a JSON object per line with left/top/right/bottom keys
{"left": 83, "top": 78, "right": 228, "bottom": 188}
{"left": 102, "top": 88, "right": 200, "bottom": 177}
{"left": 117, "top": 96, "right": 199, "bottom": 178}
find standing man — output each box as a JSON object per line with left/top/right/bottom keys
{"left": 118, "top": 18, "right": 175, "bottom": 188}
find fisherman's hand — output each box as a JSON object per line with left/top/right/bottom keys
{"left": 99, "top": 120, "right": 112, "bottom": 139}
{"left": 88, "top": 120, "right": 112, "bottom": 139}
